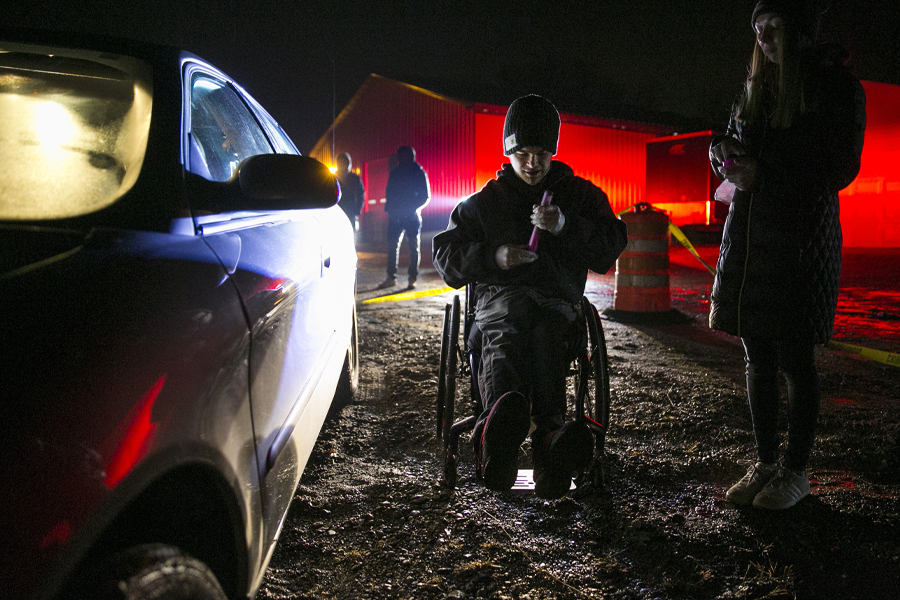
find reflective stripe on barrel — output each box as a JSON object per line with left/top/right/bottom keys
{"left": 614, "top": 208, "right": 671, "bottom": 312}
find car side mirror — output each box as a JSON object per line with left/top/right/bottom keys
{"left": 186, "top": 154, "right": 339, "bottom": 213}
{"left": 237, "top": 154, "right": 339, "bottom": 209}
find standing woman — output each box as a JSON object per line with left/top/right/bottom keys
{"left": 709, "top": 0, "right": 866, "bottom": 509}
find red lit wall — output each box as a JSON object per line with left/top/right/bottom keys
{"left": 473, "top": 112, "right": 653, "bottom": 215}
{"left": 645, "top": 131, "right": 727, "bottom": 226}
{"left": 313, "top": 75, "right": 664, "bottom": 241}
{"left": 473, "top": 112, "right": 506, "bottom": 192}
{"left": 309, "top": 75, "right": 476, "bottom": 237}
{"left": 839, "top": 81, "right": 900, "bottom": 247}
{"left": 312, "top": 76, "right": 899, "bottom": 246}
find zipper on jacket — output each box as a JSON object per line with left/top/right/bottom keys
{"left": 736, "top": 192, "right": 754, "bottom": 338}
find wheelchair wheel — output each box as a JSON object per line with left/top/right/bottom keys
{"left": 442, "top": 295, "right": 461, "bottom": 446}
{"left": 437, "top": 295, "right": 462, "bottom": 487}
{"left": 574, "top": 298, "right": 611, "bottom": 488}
{"left": 583, "top": 299, "right": 611, "bottom": 447}
{"left": 437, "top": 302, "right": 452, "bottom": 439}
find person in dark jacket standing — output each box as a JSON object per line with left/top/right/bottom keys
{"left": 378, "top": 146, "right": 431, "bottom": 290}
{"left": 335, "top": 152, "right": 365, "bottom": 233}
{"left": 433, "top": 95, "right": 627, "bottom": 498}
{"left": 710, "top": 0, "right": 866, "bottom": 510}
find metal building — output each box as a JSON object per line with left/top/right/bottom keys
{"left": 309, "top": 74, "right": 675, "bottom": 243}
{"left": 311, "top": 75, "right": 900, "bottom": 247}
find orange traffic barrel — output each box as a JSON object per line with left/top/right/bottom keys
{"left": 614, "top": 203, "right": 671, "bottom": 312}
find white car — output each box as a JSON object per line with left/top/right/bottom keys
{"left": 0, "top": 30, "right": 358, "bottom": 600}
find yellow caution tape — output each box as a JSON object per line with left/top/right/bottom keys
{"left": 616, "top": 203, "right": 716, "bottom": 275}
{"left": 666, "top": 221, "right": 718, "bottom": 276}
{"left": 618, "top": 203, "right": 896, "bottom": 367}
{"left": 827, "top": 340, "right": 900, "bottom": 368}
{"left": 367, "top": 205, "right": 893, "bottom": 368}
{"left": 361, "top": 285, "right": 458, "bottom": 305}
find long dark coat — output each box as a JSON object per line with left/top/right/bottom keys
{"left": 709, "top": 45, "right": 867, "bottom": 343}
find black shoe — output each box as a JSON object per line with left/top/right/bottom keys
{"left": 533, "top": 421, "right": 593, "bottom": 499}
{"left": 479, "top": 391, "right": 530, "bottom": 491}
{"left": 376, "top": 277, "right": 397, "bottom": 290}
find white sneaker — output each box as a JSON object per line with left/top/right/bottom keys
{"left": 726, "top": 462, "right": 778, "bottom": 505}
{"left": 753, "top": 467, "right": 810, "bottom": 510}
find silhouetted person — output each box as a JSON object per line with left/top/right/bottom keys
{"left": 335, "top": 152, "right": 365, "bottom": 233}
{"left": 378, "top": 146, "right": 430, "bottom": 290}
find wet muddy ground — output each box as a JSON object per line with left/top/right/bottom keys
{"left": 258, "top": 242, "right": 899, "bottom": 600}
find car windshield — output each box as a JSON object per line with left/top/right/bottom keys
{"left": 0, "top": 42, "right": 152, "bottom": 220}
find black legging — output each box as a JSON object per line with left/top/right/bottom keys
{"left": 742, "top": 337, "right": 821, "bottom": 471}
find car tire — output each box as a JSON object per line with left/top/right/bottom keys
{"left": 93, "top": 543, "right": 227, "bottom": 600}
{"left": 332, "top": 302, "right": 359, "bottom": 409}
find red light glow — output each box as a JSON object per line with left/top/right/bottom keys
{"left": 831, "top": 398, "right": 859, "bottom": 405}
{"left": 103, "top": 375, "right": 165, "bottom": 488}
{"left": 473, "top": 113, "right": 652, "bottom": 215}
{"left": 38, "top": 519, "right": 72, "bottom": 550}
{"left": 839, "top": 81, "right": 900, "bottom": 247}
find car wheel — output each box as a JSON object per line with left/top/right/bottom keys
{"left": 93, "top": 544, "right": 227, "bottom": 600}
{"left": 332, "top": 302, "right": 359, "bottom": 408}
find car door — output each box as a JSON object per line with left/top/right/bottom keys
{"left": 184, "top": 64, "right": 333, "bottom": 548}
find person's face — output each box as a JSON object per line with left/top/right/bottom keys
{"left": 755, "top": 13, "right": 785, "bottom": 64}
{"left": 336, "top": 157, "right": 350, "bottom": 173}
{"left": 510, "top": 146, "right": 553, "bottom": 186}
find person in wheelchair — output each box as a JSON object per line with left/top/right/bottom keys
{"left": 432, "top": 95, "right": 627, "bottom": 498}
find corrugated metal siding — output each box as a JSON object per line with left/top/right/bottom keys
{"left": 310, "top": 76, "right": 475, "bottom": 232}
{"left": 313, "top": 75, "right": 668, "bottom": 233}
{"left": 554, "top": 124, "right": 652, "bottom": 215}
{"left": 474, "top": 112, "right": 651, "bottom": 216}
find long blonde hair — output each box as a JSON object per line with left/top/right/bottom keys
{"left": 735, "top": 21, "right": 807, "bottom": 129}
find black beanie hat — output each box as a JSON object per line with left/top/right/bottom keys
{"left": 502, "top": 95, "right": 561, "bottom": 156}
{"left": 751, "top": 0, "right": 826, "bottom": 41}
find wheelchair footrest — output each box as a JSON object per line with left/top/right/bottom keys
{"left": 511, "top": 469, "right": 576, "bottom": 492}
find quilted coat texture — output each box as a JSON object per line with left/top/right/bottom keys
{"left": 709, "top": 45, "right": 866, "bottom": 343}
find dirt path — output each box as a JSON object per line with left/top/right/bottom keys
{"left": 257, "top": 257, "right": 899, "bottom": 600}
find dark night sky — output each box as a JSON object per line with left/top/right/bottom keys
{"left": 9, "top": 1, "right": 900, "bottom": 153}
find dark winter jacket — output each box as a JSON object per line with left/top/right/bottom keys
{"left": 336, "top": 170, "right": 365, "bottom": 222}
{"left": 709, "top": 45, "right": 866, "bottom": 343}
{"left": 432, "top": 161, "right": 627, "bottom": 305}
{"left": 384, "top": 161, "right": 430, "bottom": 215}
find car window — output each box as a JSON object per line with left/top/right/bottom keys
{"left": 0, "top": 43, "right": 152, "bottom": 220}
{"left": 241, "top": 91, "right": 298, "bottom": 155}
{"left": 265, "top": 123, "right": 298, "bottom": 155}
{"left": 189, "top": 74, "right": 273, "bottom": 181}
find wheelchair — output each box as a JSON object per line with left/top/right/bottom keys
{"left": 436, "top": 284, "right": 611, "bottom": 491}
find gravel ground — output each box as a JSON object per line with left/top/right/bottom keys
{"left": 256, "top": 244, "right": 900, "bottom": 600}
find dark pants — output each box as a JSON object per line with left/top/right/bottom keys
{"left": 474, "top": 286, "right": 578, "bottom": 433}
{"left": 742, "top": 337, "right": 821, "bottom": 471}
{"left": 386, "top": 212, "right": 422, "bottom": 280}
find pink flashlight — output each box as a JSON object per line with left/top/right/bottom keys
{"left": 527, "top": 191, "right": 554, "bottom": 252}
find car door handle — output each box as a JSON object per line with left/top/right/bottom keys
{"left": 323, "top": 256, "right": 331, "bottom": 268}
